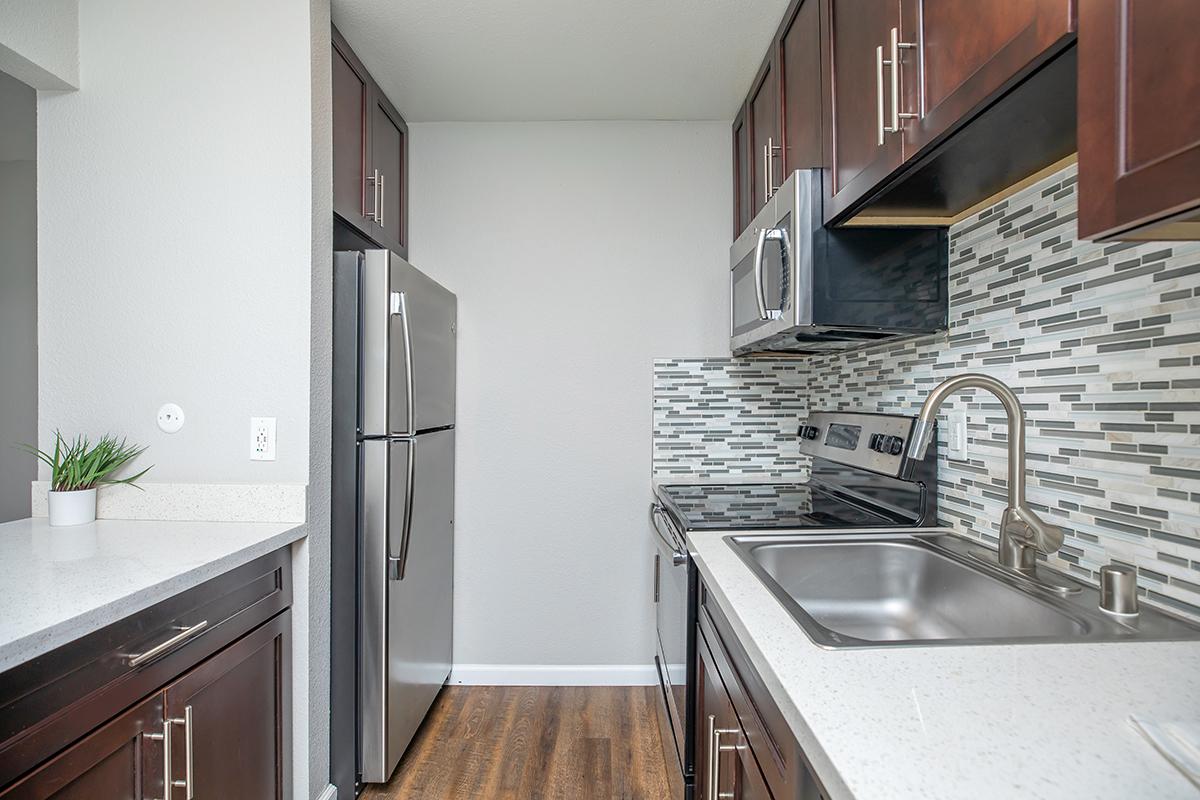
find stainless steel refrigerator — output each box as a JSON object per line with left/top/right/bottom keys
{"left": 331, "top": 248, "right": 456, "bottom": 788}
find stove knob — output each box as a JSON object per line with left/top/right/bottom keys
{"left": 803, "top": 425, "right": 819, "bottom": 440}
{"left": 889, "top": 436, "right": 905, "bottom": 455}
{"left": 868, "top": 434, "right": 879, "bottom": 451}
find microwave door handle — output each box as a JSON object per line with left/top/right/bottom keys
{"left": 752, "top": 227, "right": 770, "bottom": 321}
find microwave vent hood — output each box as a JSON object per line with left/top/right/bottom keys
{"left": 730, "top": 170, "right": 948, "bottom": 356}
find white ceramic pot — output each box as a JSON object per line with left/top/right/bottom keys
{"left": 47, "top": 488, "right": 98, "bottom": 526}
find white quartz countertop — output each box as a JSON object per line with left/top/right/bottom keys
{"left": 688, "top": 529, "right": 1200, "bottom": 800}
{"left": 0, "top": 517, "right": 305, "bottom": 673}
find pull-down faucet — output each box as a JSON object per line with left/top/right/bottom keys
{"left": 908, "top": 374, "right": 1063, "bottom": 574}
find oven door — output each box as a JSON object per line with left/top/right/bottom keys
{"left": 651, "top": 503, "right": 696, "bottom": 791}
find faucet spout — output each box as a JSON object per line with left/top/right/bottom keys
{"left": 911, "top": 373, "right": 1062, "bottom": 572}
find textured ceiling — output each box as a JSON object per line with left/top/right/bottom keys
{"left": 331, "top": 0, "right": 791, "bottom": 122}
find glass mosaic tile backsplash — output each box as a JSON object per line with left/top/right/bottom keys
{"left": 653, "top": 164, "right": 1200, "bottom": 618}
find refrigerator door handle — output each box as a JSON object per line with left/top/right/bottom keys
{"left": 388, "top": 439, "right": 416, "bottom": 581}
{"left": 391, "top": 290, "right": 416, "bottom": 435}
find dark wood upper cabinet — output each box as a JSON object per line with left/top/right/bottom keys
{"left": 332, "top": 30, "right": 370, "bottom": 233}
{"left": 822, "top": 0, "right": 907, "bottom": 222}
{"left": 902, "top": 0, "right": 1075, "bottom": 155}
{"left": 332, "top": 25, "right": 409, "bottom": 257}
{"left": 162, "top": 612, "right": 290, "bottom": 800}
{"left": 779, "top": 0, "right": 823, "bottom": 173}
{"left": 371, "top": 93, "right": 408, "bottom": 252}
{"left": 732, "top": 106, "right": 752, "bottom": 236}
{"left": 1078, "top": 0, "right": 1200, "bottom": 240}
{"left": 0, "top": 696, "right": 163, "bottom": 799}
{"left": 747, "top": 55, "right": 782, "bottom": 219}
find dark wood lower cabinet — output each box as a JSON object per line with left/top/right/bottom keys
{"left": 163, "top": 611, "right": 290, "bottom": 800}
{"left": 695, "top": 635, "right": 773, "bottom": 800}
{"left": 694, "top": 584, "right": 831, "bottom": 800}
{"left": 0, "top": 696, "right": 163, "bottom": 800}
{"left": 0, "top": 550, "right": 292, "bottom": 800}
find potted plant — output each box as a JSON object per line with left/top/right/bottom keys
{"left": 21, "top": 432, "right": 152, "bottom": 526}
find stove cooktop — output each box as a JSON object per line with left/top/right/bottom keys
{"left": 655, "top": 482, "right": 897, "bottom": 531}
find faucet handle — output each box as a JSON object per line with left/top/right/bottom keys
{"left": 1000, "top": 505, "right": 1064, "bottom": 565}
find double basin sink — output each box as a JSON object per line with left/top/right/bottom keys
{"left": 731, "top": 531, "right": 1200, "bottom": 648}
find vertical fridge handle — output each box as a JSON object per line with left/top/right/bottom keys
{"left": 388, "top": 440, "right": 416, "bottom": 581}
{"left": 391, "top": 290, "right": 416, "bottom": 434}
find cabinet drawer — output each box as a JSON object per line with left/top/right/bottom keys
{"left": 0, "top": 549, "right": 291, "bottom": 788}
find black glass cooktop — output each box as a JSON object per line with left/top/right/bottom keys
{"left": 655, "top": 482, "right": 895, "bottom": 531}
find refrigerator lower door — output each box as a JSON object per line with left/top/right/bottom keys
{"left": 359, "top": 430, "right": 455, "bottom": 783}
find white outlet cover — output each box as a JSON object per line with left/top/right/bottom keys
{"left": 251, "top": 417, "right": 277, "bottom": 461}
{"left": 948, "top": 410, "right": 968, "bottom": 461}
{"left": 156, "top": 403, "right": 185, "bottom": 434}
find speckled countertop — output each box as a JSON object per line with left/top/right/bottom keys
{"left": 689, "top": 528, "right": 1200, "bottom": 800}
{"left": 0, "top": 517, "right": 305, "bottom": 673}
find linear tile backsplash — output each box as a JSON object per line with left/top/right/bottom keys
{"left": 653, "top": 163, "right": 1200, "bottom": 617}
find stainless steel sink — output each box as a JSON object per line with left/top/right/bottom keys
{"left": 731, "top": 531, "right": 1200, "bottom": 648}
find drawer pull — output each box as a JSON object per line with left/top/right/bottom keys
{"left": 128, "top": 621, "right": 209, "bottom": 667}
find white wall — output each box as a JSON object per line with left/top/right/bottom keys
{"left": 38, "top": 0, "right": 313, "bottom": 486}
{"left": 409, "top": 122, "right": 729, "bottom": 674}
{"left": 0, "top": 71, "right": 37, "bottom": 522}
{"left": 35, "top": 2, "right": 333, "bottom": 798}
{"left": 0, "top": 0, "right": 79, "bottom": 90}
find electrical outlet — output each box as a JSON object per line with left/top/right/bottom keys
{"left": 250, "top": 417, "right": 276, "bottom": 461}
{"left": 947, "top": 410, "right": 968, "bottom": 461}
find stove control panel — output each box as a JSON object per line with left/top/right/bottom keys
{"left": 797, "top": 411, "right": 933, "bottom": 478}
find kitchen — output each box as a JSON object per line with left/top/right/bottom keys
{"left": 0, "top": 1, "right": 1198, "bottom": 799}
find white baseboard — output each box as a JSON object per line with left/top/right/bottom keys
{"left": 314, "top": 784, "right": 337, "bottom": 800}
{"left": 449, "top": 663, "right": 657, "bottom": 686}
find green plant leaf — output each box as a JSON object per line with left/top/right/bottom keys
{"left": 17, "top": 431, "right": 152, "bottom": 492}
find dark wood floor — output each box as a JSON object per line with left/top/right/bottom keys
{"left": 360, "top": 686, "right": 674, "bottom": 800}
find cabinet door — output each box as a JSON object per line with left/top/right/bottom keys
{"left": 748, "top": 55, "right": 781, "bottom": 218}
{"left": 0, "top": 696, "right": 163, "bottom": 800}
{"left": 371, "top": 91, "right": 409, "bottom": 257}
{"left": 695, "top": 635, "right": 773, "bottom": 800}
{"left": 162, "top": 612, "right": 289, "bottom": 800}
{"left": 1078, "top": 0, "right": 1200, "bottom": 240}
{"left": 332, "top": 29, "right": 372, "bottom": 230}
{"left": 903, "top": 0, "right": 1075, "bottom": 155}
{"left": 779, "top": 0, "right": 823, "bottom": 174}
{"left": 732, "top": 106, "right": 753, "bottom": 237}
{"left": 822, "top": 0, "right": 906, "bottom": 223}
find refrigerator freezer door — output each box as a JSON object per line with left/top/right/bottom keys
{"left": 359, "top": 430, "right": 455, "bottom": 783}
{"left": 388, "top": 255, "right": 456, "bottom": 434}
{"left": 359, "top": 249, "right": 457, "bottom": 436}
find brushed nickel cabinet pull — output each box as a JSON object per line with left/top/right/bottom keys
{"left": 876, "top": 44, "right": 886, "bottom": 146}
{"left": 128, "top": 621, "right": 209, "bottom": 667}
{"left": 890, "top": 26, "right": 918, "bottom": 133}
{"left": 706, "top": 714, "right": 740, "bottom": 800}
{"left": 365, "top": 168, "right": 380, "bottom": 222}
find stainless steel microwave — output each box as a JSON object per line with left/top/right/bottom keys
{"left": 730, "top": 169, "right": 948, "bottom": 355}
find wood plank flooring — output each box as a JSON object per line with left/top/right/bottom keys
{"left": 360, "top": 686, "right": 674, "bottom": 800}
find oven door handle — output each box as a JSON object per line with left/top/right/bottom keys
{"left": 650, "top": 504, "right": 688, "bottom": 566}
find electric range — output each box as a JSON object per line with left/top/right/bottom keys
{"left": 649, "top": 411, "right": 938, "bottom": 799}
